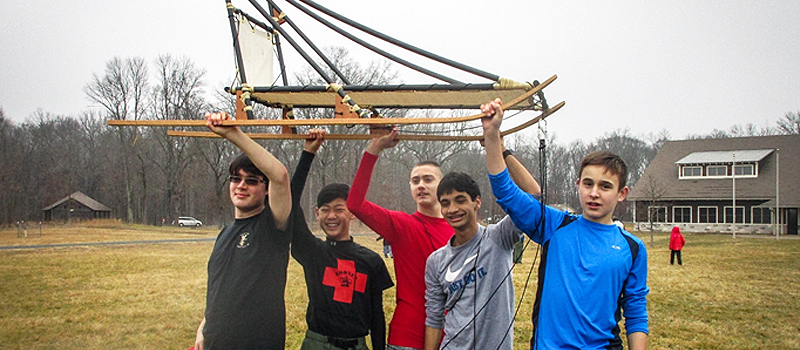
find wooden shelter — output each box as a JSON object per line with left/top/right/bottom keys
{"left": 41, "top": 191, "right": 112, "bottom": 222}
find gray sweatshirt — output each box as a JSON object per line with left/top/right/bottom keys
{"left": 424, "top": 216, "right": 522, "bottom": 350}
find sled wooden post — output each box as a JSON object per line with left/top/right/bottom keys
{"left": 281, "top": 107, "right": 294, "bottom": 134}
{"left": 235, "top": 90, "right": 247, "bottom": 120}
{"left": 334, "top": 94, "right": 360, "bottom": 119}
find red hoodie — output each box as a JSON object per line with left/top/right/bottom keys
{"left": 669, "top": 226, "right": 686, "bottom": 251}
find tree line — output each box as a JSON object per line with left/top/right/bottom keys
{"left": 1, "top": 49, "right": 798, "bottom": 227}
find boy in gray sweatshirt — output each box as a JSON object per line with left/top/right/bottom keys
{"left": 423, "top": 172, "right": 524, "bottom": 350}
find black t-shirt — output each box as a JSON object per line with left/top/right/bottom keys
{"left": 204, "top": 206, "right": 292, "bottom": 349}
{"left": 293, "top": 234, "right": 394, "bottom": 337}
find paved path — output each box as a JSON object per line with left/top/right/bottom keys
{"left": 0, "top": 237, "right": 217, "bottom": 251}
{"left": 0, "top": 232, "right": 382, "bottom": 251}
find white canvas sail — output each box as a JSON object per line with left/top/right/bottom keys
{"left": 237, "top": 17, "right": 274, "bottom": 86}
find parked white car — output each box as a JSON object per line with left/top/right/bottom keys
{"left": 177, "top": 216, "right": 202, "bottom": 227}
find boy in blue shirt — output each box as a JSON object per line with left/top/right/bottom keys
{"left": 480, "top": 98, "right": 649, "bottom": 350}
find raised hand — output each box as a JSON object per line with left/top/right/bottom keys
{"left": 204, "top": 112, "right": 237, "bottom": 137}
{"left": 480, "top": 98, "right": 504, "bottom": 133}
{"left": 366, "top": 126, "right": 400, "bottom": 155}
{"left": 304, "top": 128, "right": 327, "bottom": 154}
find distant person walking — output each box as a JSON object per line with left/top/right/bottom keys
{"left": 669, "top": 226, "right": 685, "bottom": 266}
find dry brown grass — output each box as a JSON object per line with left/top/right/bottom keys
{"left": 1, "top": 222, "right": 799, "bottom": 349}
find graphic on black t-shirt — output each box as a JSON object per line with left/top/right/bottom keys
{"left": 236, "top": 232, "right": 251, "bottom": 248}
{"left": 323, "top": 259, "right": 367, "bottom": 303}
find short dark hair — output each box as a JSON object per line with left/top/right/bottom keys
{"left": 229, "top": 153, "right": 268, "bottom": 184}
{"left": 579, "top": 150, "right": 628, "bottom": 189}
{"left": 317, "top": 183, "right": 350, "bottom": 207}
{"left": 437, "top": 172, "right": 481, "bottom": 201}
{"left": 414, "top": 160, "right": 441, "bottom": 169}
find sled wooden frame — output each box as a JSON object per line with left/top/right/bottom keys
{"left": 107, "top": 75, "right": 556, "bottom": 129}
{"left": 165, "top": 101, "right": 564, "bottom": 141}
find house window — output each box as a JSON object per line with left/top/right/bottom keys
{"left": 673, "top": 206, "right": 692, "bottom": 223}
{"left": 734, "top": 164, "right": 754, "bottom": 176}
{"left": 752, "top": 207, "right": 772, "bottom": 224}
{"left": 706, "top": 165, "right": 727, "bottom": 177}
{"left": 648, "top": 206, "right": 667, "bottom": 223}
{"left": 724, "top": 206, "right": 745, "bottom": 223}
{"left": 698, "top": 206, "right": 718, "bottom": 223}
{"left": 682, "top": 166, "right": 702, "bottom": 177}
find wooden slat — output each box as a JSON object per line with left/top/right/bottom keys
{"left": 165, "top": 101, "right": 564, "bottom": 141}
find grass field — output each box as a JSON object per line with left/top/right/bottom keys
{"left": 1, "top": 221, "right": 799, "bottom": 349}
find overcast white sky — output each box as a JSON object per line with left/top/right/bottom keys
{"left": 1, "top": 0, "right": 798, "bottom": 143}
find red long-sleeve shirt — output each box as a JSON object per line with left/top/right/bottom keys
{"left": 347, "top": 152, "right": 453, "bottom": 349}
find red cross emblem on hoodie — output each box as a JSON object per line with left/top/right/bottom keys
{"left": 323, "top": 259, "right": 367, "bottom": 303}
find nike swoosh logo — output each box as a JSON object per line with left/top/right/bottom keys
{"left": 445, "top": 254, "right": 478, "bottom": 282}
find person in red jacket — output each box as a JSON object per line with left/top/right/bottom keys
{"left": 669, "top": 226, "right": 686, "bottom": 265}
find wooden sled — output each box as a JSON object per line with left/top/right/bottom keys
{"left": 107, "top": 75, "right": 556, "bottom": 129}
{"left": 106, "top": 0, "right": 563, "bottom": 141}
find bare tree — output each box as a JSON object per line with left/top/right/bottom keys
{"left": 84, "top": 57, "right": 149, "bottom": 222}
{"left": 0, "top": 110, "right": 27, "bottom": 224}
{"left": 728, "top": 123, "right": 777, "bottom": 137}
{"left": 149, "top": 55, "right": 208, "bottom": 222}
{"left": 777, "top": 111, "right": 800, "bottom": 135}
{"left": 638, "top": 173, "right": 667, "bottom": 246}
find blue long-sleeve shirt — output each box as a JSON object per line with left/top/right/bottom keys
{"left": 489, "top": 169, "right": 649, "bottom": 349}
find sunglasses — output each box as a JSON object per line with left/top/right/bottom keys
{"left": 229, "top": 175, "right": 266, "bottom": 186}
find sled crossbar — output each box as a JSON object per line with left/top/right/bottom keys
{"left": 240, "top": 84, "right": 538, "bottom": 110}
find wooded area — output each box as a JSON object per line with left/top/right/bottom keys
{"left": 1, "top": 50, "right": 797, "bottom": 227}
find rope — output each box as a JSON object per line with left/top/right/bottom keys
{"left": 528, "top": 117, "right": 549, "bottom": 350}
{"left": 495, "top": 126, "right": 549, "bottom": 350}
{"left": 439, "top": 116, "right": 550, "bottom": 350}
{"left": 494, "top": 77, "right": 532, "bottom": 89}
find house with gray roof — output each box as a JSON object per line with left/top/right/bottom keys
{"left": 41, "top": 191, "right": 112, "bottom": 222}
{"left": 627, "top": 135, "right": 798, "bottom": 235}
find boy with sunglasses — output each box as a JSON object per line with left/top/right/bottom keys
{"left": 193, "top": 112, "right": 293, "bottom": 350}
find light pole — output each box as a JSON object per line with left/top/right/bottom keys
{"left": 732, "top": 152, "right": 736, "bottom": 239}
{"left": 776, "top": 149, "right": 780, "bottom": 240}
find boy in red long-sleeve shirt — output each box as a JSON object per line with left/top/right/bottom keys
{"left": 347, "top": 128, "right": 452, "bottom": 350}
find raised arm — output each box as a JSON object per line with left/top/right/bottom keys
{"left": 291, "top": 129, "right": 325, "bottom": 203}
{"left": 205, "top": 112, "right": 291, "bottom": 229}
{"left": 481, "top": 98, "right": 506, "bottom": 176}
{"left": 482, "top": 99, "right": 548, "bottom": 237}
{"left": 347, "top": 128, "right": 406, "bottom": 241}
{"left": 504, "top": 147, "right": 541, "bottom": 196}
{"left": 290, "top": 129, "right": 326, "bottom": 264}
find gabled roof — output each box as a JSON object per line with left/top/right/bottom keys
{"left": 628, "top": 135, "right": 800, "bottom": 206}
{"left": 675, "top": 149, "right": 774, "bottom": 164}
{"left": 41, "top": 191, "right": 112, "bottom": 212}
